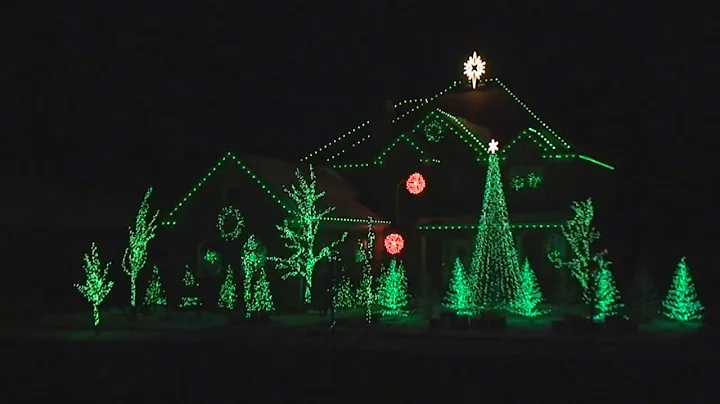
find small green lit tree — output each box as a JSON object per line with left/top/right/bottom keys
{"left": 179, "top": 266, "right": 201, "bottom": 308}
{"left": 122, "top": 187, "right": 160, "bottom": 309}
{"left": 144, "top": 265, "right": 167, "bottom": 307}
{"left": 513, "top": 258, "right": 548, "bottom": 318}
{"left": 584, "top": 253, "right": 623, "bottom": 321}
{"left": 243, "top": 235, "right": 275, "bottom": 317}
{"left": 218, "top": 265, "right": 238, "bottom": 310}
{"left": 333, "top": 271, "right": 356, "bottom": 309}
{"left": 377, "top": 259, "right": 410, "bottom": 316}
{"left": 443, "top": 257, "right": 473, "bottom": 315}
{"left": 661, "top": 257, "right": 703, "bottom": 322}
{"left": 270, "top": 165, "right": 348, "bottom": 305}
{"left": 74, "top": 242, "right": 114, "bottom": 327}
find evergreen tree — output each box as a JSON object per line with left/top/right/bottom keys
{"left": 333, "top": 267, "right": 356, "bottom": 309}
{"left": 469, "top": 139, "right": 522, "bottom": 309}
{"left": 661, "top": 257, "right": 703, "bottom": 322}
{"left": 179, "top": 266, "right": 201, "bottom": 307}
{"left": 269, "top": 165, "right": 348, "bottom": 304}
{"left": 144, "top": 265, "right": 167, "bottom": 306}
{"left": 584, "top": 253, "right": 622, "bottom": 321}
{"left": 377, "top": 259, "right": 410, "bottom": 316}
{"left": 218, "top": 264, "right": 238, "bottom": 310}
{"left": 443, "top": 257, "right": 474, "bottom": 315}
{"left": 74, "top": 242, "right": 114, "bottom": 326}
{"left": 243, "top": 236, "right": 274, "bottom": 316}
{"left": 514, "top": 258, "right": 547, "bottom": 317}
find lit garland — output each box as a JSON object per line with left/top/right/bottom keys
{"left": 377, "top": 259, "right": 410, "bottom": 316}
{"left": 143, "top": 265, "right": 167, "bottom": 307}
{"left": 584, "top": 253, "right": 623, "bottom": 321}
{"left": 356, "top": 217, "right": 376, "bottom": 322}
{"left": 122, "top": 187, "right": 160, "bottom": 308}
{"left": 243, "top": 235, "right": 275, "bottom": 316}
{"left": 218, "top": 264, "right": 238, "bottom": 310}
{"left": 179, "top": 265, "right": 201, "bottom": 307}
{"left": 443, "top": 257, "right": 474, "bottom": 315}
{"left": 513, "top": 258, "right": 548, "bottom": 318}
{"left": 469, "top": 140, "right": 523, "bottom": 310}
{"left": 217, "top": 206, "right": 244, "bottom": 240}
{"left": 661, "top": 257, "right": 703, "bottom": 322}
{"left": 269, "top": 165, "right": 348, "bottom": 304}
{"left": 74, "top": 242, "right": 114, "bottom": 327}
{"left": 424, "top": 120, "right": 444, "bottom": 143}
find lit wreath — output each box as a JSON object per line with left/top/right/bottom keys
{"left": 217, "top": 206, "right": 244, "bottom": 240}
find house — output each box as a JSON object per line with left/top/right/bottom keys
{"left": 155, "top": 153, "right": 389, "bottom": 310}
{"left": 299, "top": 74, "right": 615, "bottom": 301}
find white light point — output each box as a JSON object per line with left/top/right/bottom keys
{"left": 488, "top": 139, "right": 499, "bottom": 154}
{"left": 463, "top": 51, "right": 486, "bottom": 89}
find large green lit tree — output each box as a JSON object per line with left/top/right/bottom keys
{"left": 218, "top": 264, "right": 238, "bottom": 310}
{"left": 377, "top": 259, "right": 410, "bottom": 316}
{"left": 443, "top": 257, "right": 473, "bottom": 315}
{"left": 469, "top": 139, "right": 523, "bottom": 310}
{"left": 74, "top": 242, "right": 114, "bottom": 327}
{"left": 243, "top": 235, "right": 275, "bottom": 316}
{"left": 661, "top": 257, "right": 703, "bottom": 322}
{"left": 144, "top": 265, "right": 167, "bottom": 307}
{"left": 584, "top": 253, "right": 622, "bottom": 321}
{"left": 270, "top": 165, "right": 348, "bottom": 304}
{"left": 122, "top": 187, "right": 159, "bottom": 309}
{"left": 514, "top": 258, "right": 548, "bottom": 318}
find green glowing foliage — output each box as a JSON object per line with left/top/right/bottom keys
{"left": 74, "top": 242, "right": 114, "bottom": 327}
{"left": 144, "top": 265, "right": 167, "bottom": 306}
{"left": 443, "top": 257, "right": 473, "bottom": 315}
{"left": 122, "top": 187, "right": 160, "bottom": 308}
{"left": 333, "top": 271, "right": 356, "bottom": 309}
{"left": 547, "top": 198, "right": 599, "bottom": 290}
{"left": 469, "top": 151, "right": 522, "bottom": 310}
{"left": 179, "top": 266, "right": 201, "bottom": 307}
{"left": 218, "top": 265, "right": 238, "bottom": 310}
{"left": 355, "top": 219, "right": 376, "bottom": 322}
{"left": 514, "top": 258, "right": 548, "bottom": 318}
{"left": 243, "top": 236, "right": 275, "bottom": 316}
{"left": 661, "top": 257, "right": 703, "bottom": 322}
{"left": 584, "top": 253, "right": 623, "bottom": 321}
{"left": 204, "top": 250, "right": 220, "bottom": 265}
{"left": 270, "top": 165, "right": 348, "bottom": 304}
{"left": 377, "top": 259, "right": 410, "bottom": 316}
{"left": 217, "top": 206, "right": 244, "bottom": 240}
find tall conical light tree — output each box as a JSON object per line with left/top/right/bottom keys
{"left": 514, "top": 258, "right": 547, "bottom": 318}
{"left": 469, "top": 139, "right": 523, "bottom": 310}
{"left": 584, "top": 253, "right": 623, "bottom": 321}
{"left": 269, "top": 165, "right": 348, "bottom": 304}
{"left": 122, "top": 187, "right": 159, "bottom": 308}
{"left": 443, "top": 257, "right": 474, "bottom": 315}
{"left": 218, "top": 264, "right": 238, "bottom": 310}
{"left": 74, "top": 242, "right": 114, "bottom": 327}
{"left": 243, "top": 236, "right": 275, "bottom": 316}
{"left": 377, "top": 259, "right": 410, "bottom": 316}
{"left": 144, "top": 265, "right": 167, "bottom": 307}
{"left": 661, "top": 257, "right": 703, "bottom": 322}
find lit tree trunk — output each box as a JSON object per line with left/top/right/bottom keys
{"left": 304, "top": 275, "right": 312, "bottom": 304}
{"left": 130, "top": 274, "right": 137, "bottom": 308}
{"left": 93, "top": 305, "right": 100, "bottom": 327}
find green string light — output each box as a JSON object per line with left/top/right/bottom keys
{"left": 443, "top": 257, "right": 474, "bottom": 315}
{"left": 377, "top": 259, "right": 410, "bottom": 317}
{"left": 242, "top": 235, "right": 275, "bottom": 317}
{"left": 179, "top": 265, "right": 201, "bottom": 308}
{"left": 661, "top": 257, "right": 703, "bottom": 322}
{"left": 122, "top": 187, "right": 159, "bottom": 308}
{"left": 143, "top": 265, "right": 167, "bottom": 307}
{"left": 513, "top": 258, "right": 548, "bottom": 318}
{"left": 74, "top": 242, "right": 114, "bottom": 327}
{"left": 218, "top": 264, "right": 238, "bottom": 310}
{"left": 217, "top": 206, "right": 244, "bottom": 240}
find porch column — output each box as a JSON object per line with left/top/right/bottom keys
{"left": 421, "top": 234, "right": 428, "bottom": 317}
{"left": 514, "top": 231, "right": 524, "bottom": 262}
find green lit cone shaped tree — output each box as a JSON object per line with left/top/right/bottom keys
{"left": 469, "top": 139, "right": 523, "bottom": 310}
{"left": 74, "top": 242, "right": 114, "bottom": 327}
{"left": 443, "top": 257, "right": 474, "bottom": 315}
{"left": 122, "top": 187, "right": 159, "bottom": 310}
{"left": 583, "top": 253, "right": 623, "bottom": 321}
{"left": 333, "top": 268, "right": 356, "bottom": 309}
{"left": 377, "top": 259, "right": 410, "bottom": 316}
{"left": 144, "top": 265, "right": 167, "bottom": 307}
{"left": 661, "top": 257, "right": 703, "bottom": 322}
{"left": 270, "top": 165, "right": 348, "bottom": 305}
{"left": 513, "top": 258, "right": 548, "bottom": 318}
{"left": 243, "top": 236, "right": 275, "bottom": 317}
{"left": 218, "top": 265, "right": 238, "bottom": 310}
{"left": 179, "top": 266, "right": 201, "bottom": 308}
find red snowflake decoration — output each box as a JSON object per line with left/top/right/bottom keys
{"left": 384, "top": 233, "right": 405, "bottom": 255}
{"left": 406, "top": 172, "right": 426, "bottom": 195}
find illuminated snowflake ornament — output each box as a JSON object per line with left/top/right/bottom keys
{"left": 488, "top": 139, "right": 499, "bottom": 154}
{"left": 405, "top": 172, "right": 426, "bottom": 195}
{"left": 463, "top": 51, "right": 486, "bottom": 89}
{"left": 384, "top": 233, "right": 405, "bottom": 255}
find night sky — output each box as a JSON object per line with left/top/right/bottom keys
{"left": 3, "top": 4, "right": 714, "bottom": 277}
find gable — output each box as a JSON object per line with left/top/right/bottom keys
{"left": 374, "top": 133, "right": 434, "bottom": 165}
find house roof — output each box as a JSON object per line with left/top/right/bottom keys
{"left": 161, "top": 152, "right": 388, "bottom": 227}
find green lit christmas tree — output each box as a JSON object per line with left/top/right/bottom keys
{"left": 270, "top": 165, "right": 347, "bottom": 304}
{"left": 144, "top": 265, "right": 167, "bottom": 307}
{"left": 218, "top": 264, "right": 238, "bottom": 310}
{"left": 584, "top": 253, "right": 623, "bottom": 321}
{"left": 243, "top": 235, "right": 274, "bottom": 316}
{"left": 355, "top": 219, "right": 375, "bottom": 322}
{"left": 661, "top": 257, "right": 703, "bottom": 322}
{"left": 122, "top": 187, "right": 159, "bottom": 309}
{"left": 377, "top": 259, "right": 410, "bottom": 316}
{"left": 74, "top": 242, "right": 114, "bottom": 327}
{"left": 179, "top": 266, "right": 201, "bottom": 308}
{"left": 333, "top": 268, "right": 356, "bottom": 309}
{"left": 469, "top": 139, "right": 523, "bottom": 310}
{"left": 513, "top": 258, "right": 548, "bottom": 318}
{"left": 443, "top": 257, "right": 474, "bottom": 315}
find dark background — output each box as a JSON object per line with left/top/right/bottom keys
{"left": 1, "top": 4, "right": 716, "bottom": 314}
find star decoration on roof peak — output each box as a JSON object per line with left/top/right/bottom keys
{"left": 488, "top": 139, "right": 499, "bottom": 154}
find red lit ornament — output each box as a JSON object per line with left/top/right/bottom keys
{"left": 406, "top": 172, "right": 426, "bottom": 195}
{"left": 384, "top": 233, "right": 405, "bottom": 255}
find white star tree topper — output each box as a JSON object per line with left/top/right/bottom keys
{"left": 463, "top": 51, "right": 486, "bottom": 89}
{"left": 488, "top": 139, "right": 499, "bottom": 154}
